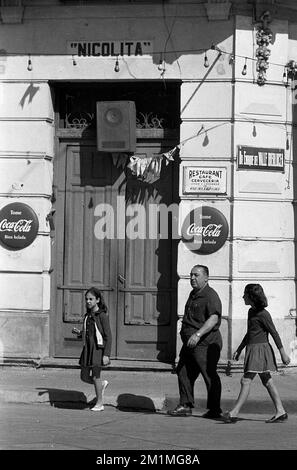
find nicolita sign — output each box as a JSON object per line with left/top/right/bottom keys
{"left": 0, "top": 202, "right": 39, "bottom": 250}
{"left": 181, "top": 206, "right": 228, "bottom": 254}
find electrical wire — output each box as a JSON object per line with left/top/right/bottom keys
{"left": 161, "top": 0, "right": 182, "bottom": 80}
{"left": 0, "top": 46, "right": 291, "bottom": 70}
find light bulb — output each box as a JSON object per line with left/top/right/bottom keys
{"left": 114, "top": 58, "right": 120, "bottom": 72}
{"left": 286, "top": 136, "right": 290, "bottom": 150}
{"left": 242, "top": 59, "right": 247, "bottom": 76}
{"left": 158, "top": 56, "right": 164, "bottom": 71}
{"left": 27, "top": 56, "right": 33, "bottom": 71}
{"left": 282, "top": 68, "right": 287, "bottom": 84}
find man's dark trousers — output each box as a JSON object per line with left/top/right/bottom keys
{"left": 176, "top": 342, "right": 222, "bottom": 413}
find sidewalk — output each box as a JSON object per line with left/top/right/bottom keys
{"left": 1, "top": 363, "right": 297, "bottom": 414}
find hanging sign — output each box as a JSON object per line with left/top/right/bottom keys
{"left": 238, "top": 146, "right": 284, "bottom": 171}
{"left": 181, "top": 206, "right": 228, "bottom": 254}
{"left": 0, "top": 202, "right": 39, "bottom": 250}
{"left": 67, "top": 40, "right": 153, "bottom": 57}
{"left": 183, "top": 166, "right": 227, "bottom": 194}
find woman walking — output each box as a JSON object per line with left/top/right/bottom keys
{"left": 223, "top": 283, "right": 290, "bottom": 424}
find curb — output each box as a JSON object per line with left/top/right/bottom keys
{"left": 2, "top": 389, "right": 297, "bottom": 414}
{"left": 0, "top": 390, "right": 166, "bottom": 411}
{"left": 1, "top": 360, "right": 296, "bottom": 375}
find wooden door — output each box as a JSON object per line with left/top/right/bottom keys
{"left": 54, "top": 137, "right": 178, "bottom": 362}
{"left": 54, "top": 142, "right": 122, "bottom": 357}
{"left": 117, "top": 140, "right": 178, "bottom": 362}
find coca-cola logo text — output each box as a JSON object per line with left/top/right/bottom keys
{"left": 0, "top": 219, "right": 33, "bottom": 232}
{"left": 186, "top": 223, "right": 222, "bottom": 237}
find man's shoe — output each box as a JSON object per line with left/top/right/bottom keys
{"left": 202, "top": 410, "right": 222, "bottom": 419}
{"left": 265, "top": 412, "right": 288, "bottom": 423}
{"left": 222, "top": 411, "right": 238, "bottom": 423}
{"left": 168, "top": 405, "right": 192, "bottom": 416}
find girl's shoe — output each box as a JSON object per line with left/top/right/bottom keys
{"left": 265, "top": 412, "right": 288, "bottom": 423}
{"left": 223, "top": 412, "right": 238, "bottom": 423}
{"left": 91, "top": 404, "right": 104, "bottom": 411}
{"left": 90, "top": 381, "right": 109, "bottom": 411}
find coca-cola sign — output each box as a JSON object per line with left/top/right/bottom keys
{"left": 181, "top": 206, "right": 228, "bottom": 254}
{"left": 0, "top": 202, "right": 39, "bottom": 250}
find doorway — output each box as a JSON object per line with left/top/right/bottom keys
{"left": 52, "top": 82, "right": 180, "bottom": 362}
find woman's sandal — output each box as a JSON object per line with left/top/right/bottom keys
{"left": 265, "top": 412, "right": 288, "bottom": 423}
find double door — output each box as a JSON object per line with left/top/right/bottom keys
{"left": 53, "top": 137, "right": 178, "bottom": 362}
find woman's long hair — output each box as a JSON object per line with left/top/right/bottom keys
{"left": 244, "top": 283, "right": 268, "bottom": 310}
{"left": 85, "top": 287, "right": 108, "bottom": 313}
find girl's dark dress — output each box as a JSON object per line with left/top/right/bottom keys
{"left": 79, "top": 314, "right": 103, "bottom": 368}
{"left": 79, "top": 310, "right": 112, "bottom": 377}
{"left": 239, "top": 308, "right": 283, "bottom": 373}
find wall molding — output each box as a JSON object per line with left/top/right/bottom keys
{"left": 0, "top": 117, "right": 54, "bottom": 124}
{"left": 0, "top": 151, "right": 53, "bottom": 160}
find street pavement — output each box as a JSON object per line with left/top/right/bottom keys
{"left": 0, "top": 364, "right": 297, "bottom": 414}
{"left": 0, "top": 364, "right": 297, "bottom": 454}
{"left": 0, "top": 401, "right": 296, "bottom": 451}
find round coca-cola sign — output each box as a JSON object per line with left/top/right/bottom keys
{"left": 0, "top": 202, "right": 39, "bottom": 250}
{"left": 181, "top": 206, "right": 228, "bottom": 254}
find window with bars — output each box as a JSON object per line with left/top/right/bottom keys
{"left": 55, "top": 82, "right": 181, "bottom": 130}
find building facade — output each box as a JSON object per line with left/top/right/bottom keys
{"left": 0, "top": 0, "right": 297, "bottom": 366}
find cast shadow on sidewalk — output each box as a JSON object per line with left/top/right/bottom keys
{"left": 36, "top": 388, "right": 89, "bottom": 409}
{"left": 116, "top": 393, "right": 156, "bottom": 413}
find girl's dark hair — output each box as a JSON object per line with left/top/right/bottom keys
{"left": 85, "top": 287, "right": 108, "bottom": 313}
{"left": 244, "top": 284, "right": 268, "bottom": 309}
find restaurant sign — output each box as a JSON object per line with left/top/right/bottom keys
{"left": 181, "top": 206, "right": 229, "bottom": 254}
{"left": 0, "top": 202, "right": 39, "bottom": 250}
{"left": 183, "top": 166, "right": 227, "bottom": 194}
{"left": 67, "top": 40, "right": 153, "bottom": 57}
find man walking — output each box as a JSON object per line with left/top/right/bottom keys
{"left": 168, "top": 264, "right": 223, "bottom": 418}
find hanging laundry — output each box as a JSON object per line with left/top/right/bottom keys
{"left": 162, "top": 146, "right": 179, "bottom": 165}
{"left": 127, "top": 154, "right": 164, "bottom": 183}
{"left": 145, "top": 155, "right": 163, "bottom": 183}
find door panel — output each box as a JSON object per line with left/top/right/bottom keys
{"left": 55, "top": 138, "right": 178, "bottom": 362}
{"left": 55, "top": 143, "right": 120, "bottom": 357}
{"left": 117, "top": 141, "right": 178, "bottom": 362}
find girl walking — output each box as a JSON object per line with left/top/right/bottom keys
{"left": 73, "top": 287, "right": 112, "bottom": 411}
{"left": 223, "top": 283, "right": 290, "bottom": 424}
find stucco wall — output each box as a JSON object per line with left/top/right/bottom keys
{"left": 231, "top": 15, "right": 296, "bottom": 363}
{"left": 0, "top": 80, "right": 53, "bottom": 358}
{"left": 0, "top": 2, "right": 296, "bottom": 362}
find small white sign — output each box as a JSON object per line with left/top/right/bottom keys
{"left": 67, "top": 40, "right": 153, "bottom": 57}
{"left": 183, "top": 166, "right": 227, "bottom": 194}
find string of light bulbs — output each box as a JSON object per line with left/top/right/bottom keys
{"left": 1, "top": 44, "right": 293, "bottom": 77}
